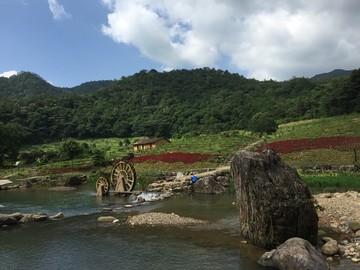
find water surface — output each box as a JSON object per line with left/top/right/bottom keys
{"left": 0, "top": 185, "right": 356, "bottom": 270}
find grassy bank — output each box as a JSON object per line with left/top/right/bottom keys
{"left": 301, "top": 172, "right": 360, "bottom": 193}
{"left": 1, "top": 114, "right": 359, "bottom": 191}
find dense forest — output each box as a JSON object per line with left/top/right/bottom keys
{"left": 0, "top": 68, "right": 359, "bottom": 149}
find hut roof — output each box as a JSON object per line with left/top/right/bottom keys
{"left": 133, "top": 137, "right": 170, "bottom": 146}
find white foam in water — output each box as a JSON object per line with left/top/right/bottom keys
{"left": 137, "top": 192, "right": 162, "bottom": 201}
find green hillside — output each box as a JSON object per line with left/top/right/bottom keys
{"left": 1, "top": 68, "right": 359, "bottom": 144}
{"left": 1, "top": 114, "right": 359, "bottom": 193}
{"left": 0, "top": 67, "right": 359, "bottom": 168}
{"left": 271, "top": 114, "right": 360, "bottom": 140}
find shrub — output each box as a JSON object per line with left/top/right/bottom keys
{"left": 59, "top": 138, "right": 82, "bottom": 160}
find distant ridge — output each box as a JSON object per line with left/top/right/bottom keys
{"left": 0, "top": 71, "right": 112, "bottom": 98}
{"left": 311, "top": 69, "right": 352, "bottom": 80}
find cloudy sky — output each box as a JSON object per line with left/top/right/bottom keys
{"left": 0, "top": 0, "right": 359, "bottom": 87}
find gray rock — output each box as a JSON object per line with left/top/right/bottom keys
{"left": 349, "top": 221, "right": 360, "bottom": 232}
{"left": 258, "top": 237, "right": 329, "bottom": 270}
{"left": 321, "top": 237, "right": 339, "bottom": 256}
{"left": 20, "top": 214, "right": 34, "bottom": 223}
{"left": 10, "top": 212, "right": 24, "bottom": 220}
{"left": 50, "top": 212, "right": 64, "bottom": 219}
{"left": 32, "top": 213, "right": 48, "bottom": 221}
{"left": 97, "top": 216, "right": 117, "bottom": 223}
{"left": 64, "top": 175, "right": 87, "bottom": 186}
{"left": 193, "top": 176, "right": 226, "bottom": 194}
{"left": 231, "top": 149, "right": 318, "bottom": 249}
{"left": 128, "top": 193, "right": 138, "bottom": 202}
{"left": 0, "top": 214, "right": 18, "bottom": 226}
{"left": 137, "top": 197, "right": 146, "bottom": 203}
{"left": 216, "top": 175, "right": 229, "bottom": 187}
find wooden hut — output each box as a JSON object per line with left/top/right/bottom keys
{"left": 132, "top": 137, "right": 170, "bottom": 151}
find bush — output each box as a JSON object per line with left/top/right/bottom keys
{"left": 20, "top": 150, "right": 59, "bottom": 165}
{"left": 59, "top": 138, "right": 82, "bottom": 160}
{"left": 91, "top": 150, "right": 109, "bottom": 167}
{"left": 248, "top": 112, "right": 278, "bottom": 136}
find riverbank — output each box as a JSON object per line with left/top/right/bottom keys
{"left": 314, "top": 191, "right": 360, "bottom": 263}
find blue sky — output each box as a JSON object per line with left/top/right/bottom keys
{"left": 1, "top": 0, "right": 360, "bottom": 87}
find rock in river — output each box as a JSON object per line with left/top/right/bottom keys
{"left": 231, "top": 148, "right": 318, "bottom": 249}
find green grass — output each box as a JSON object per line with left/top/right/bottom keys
{"left": 264, "top": 113, "right": 360, "bottom": 166}
{"left": 139, "top": 131, "right": 257, "bottom": 157}
{"left": 301, "top": 172, "right": 360, "bottom": 193}
{"left": 270, "top": 114, "right": 360, "bottom": 141}
{"left": 2, "top": 114, "right": 360, "bottom": 191}
{"left": 280, "top": 148, "right": 357, "bottom": 166}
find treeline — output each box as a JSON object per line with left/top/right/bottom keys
{"left": 0, "top": 67, "right": 359, "bottom": 146}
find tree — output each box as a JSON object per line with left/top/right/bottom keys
{"left": 91, "top": 150, "right": 109, "bottom": 167}
{"left": 248, "top": 113, "right": 278, "bottom": 136}
{"left": 58, "top": 138, "right": 82, "bottom": 160}
{"left": 0, "top": 123, "right": 27, "bottom": 166}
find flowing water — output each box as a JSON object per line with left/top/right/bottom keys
{"left": 0, "top": 185, "right": 356, "bottom": 270}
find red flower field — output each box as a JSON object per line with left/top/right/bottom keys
{"left": 256, "top": 136, "right": 360, "bottom": 154}
{"left": 128, "top": 152, "right": 218, "bottom": 164}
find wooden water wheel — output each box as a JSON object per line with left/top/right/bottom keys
{"left": 96, "top": 176, "right": 110, "bottom": 196}
{"left": 110, "top": 160, "right": 137, "bottom": 192}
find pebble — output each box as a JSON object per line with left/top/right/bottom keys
{"left": 97, "top": 216, "right": 117, "bottom": 223}
{"left": 315, "top": 191, "right": 360, "bottom": 264}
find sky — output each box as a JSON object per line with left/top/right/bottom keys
{"left": 0, "top": 0, "right": 359, "bottom": 87}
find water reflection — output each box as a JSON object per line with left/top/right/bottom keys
{"left": 0, "top": 185, "right": 356, "bottom": 269}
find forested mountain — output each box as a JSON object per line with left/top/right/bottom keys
{"left": 0, "top": 71, "right": 113, "bottom": 98}
{"left": 68, "top": 80, "right": 114, "bottom": 95}
{"left": 0, "top": 72, "right": 62, "bottom": 98}
{"left": 311, "top": 69, "right": 352, "bottom": 80}
{"left": 0, "top": 68, "right": 359, "bottom": 145}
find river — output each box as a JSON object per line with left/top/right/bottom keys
{"left": 0, "top": 185, "right": 356, "bottom": 270}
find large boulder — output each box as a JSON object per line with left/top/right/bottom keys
{"left": 258, "top": 237, "right": 329, "bottom": 270}
{"left": 230, "top": 148, "right": 318, "bottom": 249}
{"left": 64, "top": 175, "right": 87, "bottom": 186}
{"left": 193, "top": 176, "right": 226, "bottom": 194}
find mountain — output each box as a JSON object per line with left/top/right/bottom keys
{"left": 311, "top": 69, "right": 352, "bottom": 80}
{"left": 70, "top": 80, "right": 114, "bottom": 94}
{"left": 0, "top": 71, "right": 113, "bottom": 98}
{"left": 0, "top": 71, "right": 62, "bottom": 98}
{"left": 0, "top": 67, "right": 358, "bottom": 144}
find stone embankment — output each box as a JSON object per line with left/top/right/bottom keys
{"left": 0, "top": 212, "right": 64, "bottom": 226}
{"left": 147, "top": 167, "right": 230, "bottom": 193}
{"left": 314, "top": 191, "right": 360, "bottom": 264}
{"left": 0, "top": 175, "right": 87, "bottom": 191}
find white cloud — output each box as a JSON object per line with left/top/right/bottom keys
{"left": 101, "top": 0, "right": 360, "bottom": 80}
{"left": 0, "top": 70, "right": 18, "bottom": 78}
{"left": 48, "top": 0, "right": 71, "bottom": 20}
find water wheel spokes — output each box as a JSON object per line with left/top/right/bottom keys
{"left": 110, "top": 161, "right": 136, "bottom": 192}
{"left": 96, "top": 176, "right": 110, "bottom": 196}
